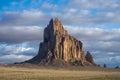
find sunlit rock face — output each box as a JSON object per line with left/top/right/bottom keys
{"left": 25, "top": 18, "right": 96, "bottom": 66}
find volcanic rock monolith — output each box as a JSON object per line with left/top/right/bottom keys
{"left": 25, "top": 18, "right": 96, "bottom": 66}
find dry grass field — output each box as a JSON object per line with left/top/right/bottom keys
{"left": 0, "top": 66, "right": 120, "bottom": 80}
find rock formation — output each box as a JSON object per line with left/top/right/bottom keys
{"left": 85, "top": 51, "right": 96, "bottom": 66}
{"left": 25, "top": 18, "right": 96, "bottom": 66}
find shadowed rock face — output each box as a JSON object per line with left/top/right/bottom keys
{"left": 85, "top": 51, "right": 97, "bottom": 66}
{"left": 25, "top": 18, "right": 96, "bottom": 66}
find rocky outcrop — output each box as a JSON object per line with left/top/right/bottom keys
{"left": 25, "top": 18, "right": 96, "bottom": 66}
{"left": 85, "top": 51, "right": 97, "bottom": 66}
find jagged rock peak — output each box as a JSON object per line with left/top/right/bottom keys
{"left": 49, "top": 18, "right": 61, "bottom": 25}
{"left": 45, "top": 18, "right": 68, "bottom": 35}
{"left": 49, "top": 18, "right": 62, "bottom": 27}
{"left": 43, "top": 18, "right": 68, "bottom": 43}
{"left": 85, "top": 51, "right": 95, "bottom": 65}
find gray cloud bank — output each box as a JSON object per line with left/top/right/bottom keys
{"left": 0, "top": 26, "right": 43, "bottom": 43}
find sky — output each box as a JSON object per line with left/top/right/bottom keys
{"left": 0, "top": 0, "right": 120, "bottom": 68}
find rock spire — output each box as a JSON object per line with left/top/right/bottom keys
{"left": 25, "top": 18, "right": 96, "bottom": 66}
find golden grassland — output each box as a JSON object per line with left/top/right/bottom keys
{"left": 0, "top": 66, "right": 120, "bottom": 80}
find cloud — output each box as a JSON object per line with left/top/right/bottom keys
{"left": 1, "top": 3, "right": 120, "bottom": 27}
{"left": 0, "top": 42, "right": 38, "bottom": 64}
{"left": 57, "top": 0, "right": 120, "bottom": 25}
{"left": 65, "top": 26, "right": 120, "bottom": 41}
{"left": 0, "top": 42, "right": 38, "bottom": 56}
{"left": 41, "top": 2, "right": 58, "bottom": 10}
{"left": 68, "top": 0, "right": 120, "bottom": 10}
{"left": 0, "top": 26, "right": 43, "bottom": 43}
{"left": 0, "top": 11, "right": 50, "bottom": 26}
{"left": 95, "top": 56, "right": 120, "bottom": 67}
{"left": 10, "top": 2, "right": 18, "bottom": 6}
{"left": 0, "top": 54, "right": 33, "bottom": 64}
